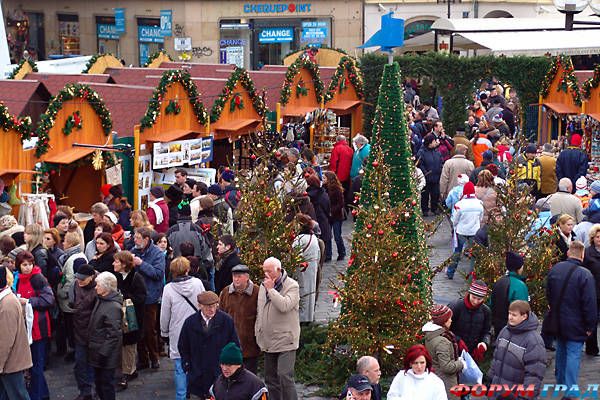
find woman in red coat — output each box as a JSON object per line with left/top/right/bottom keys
{"left": 16, "top": 251, "right": 55, "bottom": 400}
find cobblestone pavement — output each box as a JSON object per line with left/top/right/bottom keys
{"left": 45, "top": 217, "right": 600, "bottom": 399}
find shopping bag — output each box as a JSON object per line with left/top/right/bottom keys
{"left": 459, "top": 349, "right": 483, "bottom": 384}
{"left": 122, "top": 299, "right": 138, "bottom": 333}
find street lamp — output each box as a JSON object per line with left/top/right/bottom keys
{"left": 553, "top": 0, "right": 590, "bottom": 30}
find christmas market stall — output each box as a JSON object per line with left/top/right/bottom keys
{"left": 538, "top": 55, "right": 584, "bottom": 144}
{"left": 7, "top": 58, "right": 37, "bottom": 80}
{"left": 144, "top": 50, "right": 173, "bottom": 68}
{"left": 582, "top": 64, "right": 600, "bottom": 174}
{"left": 81, "top": 53, "right": 123, "bottom": 74}
{"left": 23, "top": 71, "right": 114, "bottom": 94}
{"left": 34, "top": 83, "right": 115, "bottom": 212}
{"left": 278, "top": 54, "right": 325, "bottom": 123}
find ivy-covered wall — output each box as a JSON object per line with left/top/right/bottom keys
{"left": 360, "top": 52, "right": 551, "bottom": 138}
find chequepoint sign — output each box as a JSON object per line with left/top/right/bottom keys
{"left": 243, "top": 3, "right": 312, "bottom": 13}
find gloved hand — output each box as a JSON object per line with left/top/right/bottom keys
{"left": 458, "top": 339, "right": 469, "bottom": 354}
{"left": 472, "top": 342, "right": 487, "bottom": 362}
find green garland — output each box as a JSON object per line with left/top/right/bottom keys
{"left": 143, "top": 49, "right": 172, "bottom": 68}
{"left": 280, "top": 54, "right": 324, "bottom": 106}
{"left": 210, "top": 66, "right": 267, "bottom": 123}
{"left": 140, "top": 69, "right": 209, "bottom": 131}
{"left": 82, "top": 53, "right": 115, "bottom": 74}
{"left": 62, "top": 111, "right": 83, "bottom": 135}
{"left": 165, "top": 99, "right": 182, "bottom": 115}
{"left": 7, "top": 58, "right": 38, "bottom": 79}
{"left": 583, "top": 64, "right": 600, "bottom": 100}
{"left": 229, "top": 93, "right": 244, "bottom": 112}
{"left": 0, "top": 101, "right": 32, "bottom": 140}
{"left": 35, "top": 83, "right": 113, "bottom": 158}
{"left": 324, "top": 56, "right": 364, "bottom": 103}
{"left": 540, "top": 55, "right": 582, "bottom": 105}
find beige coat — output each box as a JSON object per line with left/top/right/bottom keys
{"left": 475, "top": 186, "right": 497, "bottom": 224}
{"left": 0, "top": 287, "right": 33, "bottom": 374}
{"left": 549, "top": 191, "right": 584, "bottom": 223}
{"left": 255, "top": 270, "right": 300, "bottom": 353}
{"left": 440, "top": 155, "right": 475, "bottom": 197}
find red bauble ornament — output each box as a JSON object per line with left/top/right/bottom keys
{"left": 366, "top": 224, "right": 372, "bottom": 230}
{"left": 264, "top": 196, "right": 271, "bottom": 203}
{"left": 390, "top": 221, "right": 397, "bottom": 226}
{"left": 411, "top": 200, "right": 417, "bottom": 206}
{"left": 527, "top": 210, "right": 533, "bottom": 215}
{"left": 377, "top": 229, "right": 384, "bottom": 236}
{"left": 250, "top": 154, "right": 257, "bottom": 160}
{"left": 372, "top": 161, "right": 379, "bottom": 167}
{"left": 392, "top": 252, "right": 398, "bottom": 258}
{"left": 275, "top": 151, "right": 281, "bottom": 158}
{"left": 50, "top": 169, "right": 56, "bottom": 175}
{"left": 265, "top": 211, "right": 272, "bottom": 217}
{"left": 351, "top": 209, "right": 358, "bottom": 216}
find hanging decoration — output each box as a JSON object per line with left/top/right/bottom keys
{"left": 540, "top": 55, "right": 582, "bottom": 106}
{"left": 142, "top": 49, "right": 173, "bottom": 68}
{"left": 35, "top": 83, "right": 112, "bottom": 158}
{"left": 62, "top": 111, "right": 83, "bottom": 135}
{"left": 280, "top": 54, "right": 324, "bottom": 106}
{"left": 92, "top": 150, "right": 104, "bottom": 170}
{"left": 210, "top": 67, "right": 267, "bottom": 123}
{"left": 140, "top": 69, "right": 208, "bottom": 131}
{"left": 229, "top": 93, "right": 244, "bottom": 112}
{"left": 324, "top": 56, "right": 364, "bottom": 103}
{"left": 7, "top": 58, "right": 38, "bottom": 79}
{"left": 295, "top": 78, "right": 309, "bottom": 98}
{"left": 583, "top": 64, "right": 600, "bottom": 100}
{"left": 165, "top": 98, "right": 182, "bottom": 115}
{"left": 0, "top": 101, "right": 32, "bottom": 141}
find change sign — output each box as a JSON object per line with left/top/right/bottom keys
{"left": 259, "top": 27, "right": 294, "bottom": 43}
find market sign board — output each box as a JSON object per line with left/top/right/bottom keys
{"left": 301, "top": 21, "right": 327, "bottom": 42}
{"left": 259, "top": 27, "right": 294, "bottom": 43}
{"left": 138, "top": 25, "right": 164, "bottom": 43}
{"left": 152, "top": 138, "right": 213, "bottom": 170}
{"left": 160, "top": 10, "right": 172, "bottom": 37}
{"left": 114, "top": 8, "right": 126, "bottom": 34}
{"left": 243, "top": 3, "right": 312, "bottom": 13}
{"left": 97, "top": 24, "right": 119, "bottom": 40}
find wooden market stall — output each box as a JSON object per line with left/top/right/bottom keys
{"left": 82, "top": 54, "right": 123, "bottom": 74}
{"left": 144, "top": 50, "right": 173, "bottom": 68}
{"left": 279, "top": 55, "right": 324, "bottom": 121}
{"left": 324, "top": 56, "right": 364, "bottom": 136}
{"left": 582, "top": 65, "right": 600, "bottom": 171}
{"left": 283, "top": 47, "right": 348, "bottom": 67}
{"left": 6, "top": 59, "right": 37, "bottom": 80}
{"left": 35, "top": 83, "right": 114, "bottom": 211}
{"left": 0, "top": 79, "right": 50, "bottom": 126}
{"left": 538, "top": 55, "right": 585, "bottom": 144}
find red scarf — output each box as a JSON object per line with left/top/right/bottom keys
{"left": 464, "top": 295, "right": 479, "bottom": 310}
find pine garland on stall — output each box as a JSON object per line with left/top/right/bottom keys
{"left": 7, "top": 58, "right": 38, "bottom": 79}
{"left": 540, "top": 55, "right": 582, "bottom": 106}
{"left": 583, "top": 64, "right": 600, "bottom": 100}
{"left": 210, "top": 67, "right": 267, "bottom": 123}
{"left": 0, "top": 101, "right": 32, "bottom": 140}
{"left": 142, "top": 49, "right": 173, "bottom": 68}
{"left": 324, "top": 56, "right": 364, "bottom": 102}
{"left": 280, "top": 54, "right": 324, "bottom": 106}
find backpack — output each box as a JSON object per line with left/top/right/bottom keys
{"left": 224, "top": 187, "right": 241, "bottom": 210}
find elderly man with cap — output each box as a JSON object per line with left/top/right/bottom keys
{"left": 219, "top": 264, "right": 261, "bottom": 374}
{"left": 146, "top": 186, "right": 169, "bottom": 233}
{"left": 449, "top": 280, "right": 492, "bottom": 361}
{"left": 207, "top": 184, "right": 233, "bottom": 236}
{"left": 178, "top": 291, "right": 239, "bottom": 399}
{"left": 516, "top": 143, "right": 542, "bottom": 198}
{"left": 549, "top": 178, "right": 584, "bottom": 223}
{"left": 490, "top": 251, "right": 529, "bottom": 337}
{"left": 210, "top": 343, "right": 267, "bottom": 400}
{"left": 340, "top": 375, "right": 373, "bottom": 400}
{"left": 556, "top": 134, "right": 589, "bottom": 192}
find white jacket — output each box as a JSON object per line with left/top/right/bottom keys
{"left": 387, "top": 369, "right": 448, "bottom": 400}
{"left": 451, "top": 196, "right": 484, "bottom": 236}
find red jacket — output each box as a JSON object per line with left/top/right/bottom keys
{"left": 147, "top": 198, "right": 170, "bottom": 233}
{"left": 17, "top": 266, "right": 53, "bottom": 341}
{"left": 329, "top": 141, "right": 354, "bottom": 183}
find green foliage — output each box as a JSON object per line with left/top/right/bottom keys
{"left": 0, "top": 101, "right": 32, "bottom": 140}
{"left": 209, "top": 67, "right": 267, "bottom": 123}
{"left": 142, "top": 49, "right": 172, "bottom": 68}
{"left": 360, "top": 52, "right": 551, "bottom": 137}
{"left": 583, "top": 64, "right": 600, "bottom": 99}
{"left": 280, "top": 54, "right": 324, "bottom": 106}
{"left": 7, "top": 58, "right": 38, "bottom": 79}
{"left": 324, "top": 55, "right": 364, "bottom": 103}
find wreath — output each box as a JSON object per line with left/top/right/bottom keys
{"left": 296, "top": 78, "right": 309, "bottom": 98}
{"left": 165, "top": 99, "right": 182, "bottom": 115}
{"left": 229, "top": 93, "right": 244, "bottom": 112}
{"left": 280, "top": 54, "right": 323, "bottom": 106}
{"left": 324, "top": 56, "right": 364, "bottom": 103}
{"left": 62, "top": 111, "right": 83, "bottom": 135}
{"left": 210, "top": 67, "right": 267, "bottom": 123}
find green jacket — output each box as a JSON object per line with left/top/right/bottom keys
{"left": 491, "top": 271, "right": 529, "bottom": 335}
{"left": 508, "top": 271, "right": 529, "bottom": 302}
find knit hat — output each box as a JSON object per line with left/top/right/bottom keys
{"left": 463, "top": 182, "right": 475, "bottom": 197}
{"left": 165, "top": 186, "right": 183, "bottom": 203}
{"left": 0, "top": 266, "right": 6, "bottom": 288}
{"left": 30, "top": 273, "right": 48, "bottom": 291}
{"left": 75, "top": 264, "right": 96, "bottom": 280}
{"left": 208, "top": 184, "right": 223, "bottom": 196}
{"left": 101, "top": 183, "right": 112, "bottom": 197}
{"left": 423, "top": 134, "right": 436, "bottom": 147}
{"left": 8, "top": 247, "right": 23, "bottom": 261}
{"left": 431, "top": 304, "right": 453, "bottom": 326}
{"left": 482, "top": 150, "right": 493, "bottom": 161}
{"left": 219, "top": 342, "right": 243, "bottom": 365}
{"left": 109, "top": 184, "right": 123, "bottom": 198}
{"left": 150, "top": 186, "right": 164, "bottom": 198}
{"left": 105, "top": 211, "right": 118, "bottom": 225}
{"left": 575, "top": 176, "right": 588, "bottom": 191}
{"left": 486, "top": 163, "right": 499, "bottom": 177}
{"left": 53, "top": 212, "right": 69, "bottom": 228}
{"left": 468, "top": 280, "right": 488, "bottom": 298}
{"left": 525, "top": 144, "right": 537, "bottom": 154}
{"left": 590, "top": 180, "right": 600, "bottom": 194}
{"left": 221, "top": 169, "right": 235, "bottom": 183}
{"left": 457, "top": 174, "right": 469, "bottom": 186}
{"left": 570, "top": 134, "right": 582, "bottom": 147}
{"left": 197, "top": 291, "right": 219, "bottom": 305}
{"left": 506, "top": 251, "right": 524, "bottom": 272}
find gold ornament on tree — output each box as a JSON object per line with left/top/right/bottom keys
{"left": 92, "top": 150, "right": 104, "bottom": 170}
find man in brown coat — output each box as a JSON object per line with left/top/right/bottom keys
{"left": 219, "top": 264, "right": 261, "bottom": 374}
{"left": 452, "top": 131, "right": 474, "bottom": 161}
{"left": 0, "top": 266, "right": 33, "bottom": 399}
{"left": 539, "top": 143, "right": 558, "bottom": 197}
{"left": 440, "top": 144, "right": 475, "bottom": 198}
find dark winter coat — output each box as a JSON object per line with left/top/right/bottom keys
{"left": 131, "top": 242, "right": 166, "bottom": 305}
{"left": 88, "top": 248, "right": 117, "bottom": 274}
{"left": 556, "top": 148, "right": 589, "bottom": 189}
{"left": 116, "top": 270, "right": 147, "bottom": 345}
{"left": 554, "top": 231, "right": 576, "bottom": 261}
{"left": 214, "top": 251, "right": 241, "bottom": 295}
{"left": 178, "top": 309, "right": 240, "bottom": 397}
{"left": 219, "top": 281, "right": 261, "bottom": 359}
{"left": 417, "top": 147, "right": 443, "bottom": 184}
{"left": 83, "top": 218, "right": 96, "bottom": 246}
{"left": 87, "top": 290, "right": 123, "bottom": 369}
{"left": 30, "top": 245, "right": 49, "bottom": 278}
{"left": 307, "top": 185, "right": 332, "bottom": 242}
{"left": 449, "top": 297, "right": 492, "bottom": 351}
{"left": 489, "top": 313, "right": 546, "bottom": 399}
{"left": 490, "top": 272, "right": 529, "bottom": 335}
{"left": 210, "top": 367, "right": 268, "bottom": 400}
{"left": 325, "top": 182, "right": 345, "bottom": 222}
{"left": 167, "top": 217, "right": 208, "bottom": 259}
{"left": 71, "top": 279, "right": 98, "bottom": 345}
{"left": 46, "top": 245, "right": 64, "bottom": 289}
{"left": 546, "top": 257, "right": 598, "bottom": 341}
{"left": 583, "top": 245, "right": 600, "bottom": 308}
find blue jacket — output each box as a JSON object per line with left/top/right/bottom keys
{"left": 351, "top": 143, "right": 371, "bottom": 179}
{"left": 556, "top": 148, "right": 588, "bottom": 187}
{"left": 546, "top": 258, "right": 598, "bottom": 341}
{"left": 178, "top": 310, "right": 240, "bottom": 397}
{"left": 131, "top": 243, "right": 165, "bottom": 304}
{"left": 417, "top": 147, "right": 443, "bottom": 184}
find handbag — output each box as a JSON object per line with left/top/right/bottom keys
{"left": 180, "top": 293, "right": 198, "bottom": 312}
{"left": 542, "top": 264, "right": 577, "bottom": 337}
{"left": 122, "top": 298, "right": 139, "bottom": 333}
{"left": 459, "top": 349, "right": 483, "bottom": 384}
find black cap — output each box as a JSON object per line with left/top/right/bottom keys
{"left": 346, "top": 374, "right": 372, "bottom": 392}
{"left": 0, "top": 266, "right": 7, "bottom": 288}
{"left": 231, "top": 264, "right": 250, "bottom": 274}
{"left": 75, "top": 264, "right": 96, "bottom": 280}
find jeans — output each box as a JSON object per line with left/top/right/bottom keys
{"left": 74, "top": 343, "right": 94, "bottom": 396}
{"left": 29, "top": 339, "right": 49, "bottom": 400}
{"left": 208, "top": 267, "right": 215, "bottom": 291}
{"left": 173, "top": 358, "right": 187, "bottom": 400}
{"left": 331, "top": 220, "right": 346, "bottom": 258}
{"left": 0, "top": 371, "right": 30, "bottom": 400}
{"left": 324, "top": 239, "right": 332, "bottom": 261}
{"left": 138, "top": 303, "right": 159, "bottom": 365}
{"left": 447, "top": 234, "right": 474, "bottom": 278}
{"left": 555, "top": 339, "right": 584, "bottom": 397}
{"left": 264, "top": 351, "right": 298, "bottom": 400}
{"left": 94, "top": 368, "right": 116, "bottom": 400}
{"left": 421, "top": 182, "right": 440, "bottom": 214}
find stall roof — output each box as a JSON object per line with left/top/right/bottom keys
{"left": 588, "top": 113, "right": 600, "bottom": 122}
{"left": 159, "top": 62, "right": 235, "bottom": 77}
{"left": 23, "top": 73, "right": 114, "bottom": 94}
{"left": 144, "top": 129, "right": 200, "bottom": 143}
{"left": 261, "top": 64, "right": 337, "bottom": 87}
{"left": 0, "top": 79, "right": 50, "bottom": 116}
{"left": 282, "top": 105, "right": 321, "bottom": 117}
{"left": 106, "top": 67, "right": 172, "bottom": 86}
{"left": 45, "top": 148, "right": 96, "bottom": 164}
{"left": 543, "top": 102, "right": 581, "bottom": 115}
{"left": 214, "top": 119, "right": 261, "bottom": 132}
{"left": 328, "top": 100, "right": 362, "bottom": 112}
{"left": 247, "top": 71, "right": 287, "bottom": 110}
{"left": 430, "top": 16, "right": 600, "bottom": 33}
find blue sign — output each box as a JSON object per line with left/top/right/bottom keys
{"left": 259, "top": 27, "right": 293, "bottom": 43}
{"left": 97, "top": 24, "right": 119, "bottom": 40}
{"left": 160, "top": 10, "right": 172, "bottom": 37}
{"left": 301, "top": 21, "right": 327, "bottom": 41}
{"left": 114, "top": 8, "right": 126, "bottom": 34}
{"left": 138, "top": 25, "right": 164, "bottom": 43}
{"left": 243, "top": 3, "right": 311, "bottom": 13}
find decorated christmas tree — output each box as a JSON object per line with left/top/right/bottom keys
{"left": 234, "top": 131, "right": 305, "bottom": 282}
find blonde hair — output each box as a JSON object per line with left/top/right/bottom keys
{"left": 130, "top": 210, "right": 152, "bottom": 229}
{"left": 25, "top": 224, "right": 44, "bottom": 250}
{"left": 170, "top": 256, "right": 190, "bottom": 278}
{"left": 64, "top": 231, "right": 81, "bottom": 248}
{"left": 556, "top": 214, "right": 574, "bottom": 227}
{"left": 589, "top": 224, "right": 600, "bottom": 246}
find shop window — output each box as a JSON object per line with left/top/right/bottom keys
{"left": 96, "top": 16, "right": 119, "bottom": 57}
{"left": 137, "top": 17, "right": 163, "bottom": 66}
{"left": 58, "top": 13, "right": 80, "bottom": 55}
{"left": 6, "top": 7, "right": 34, "bottom": 62}
{"left": 26, "top": 12, "right": 45, "bottom": 60}
{"left": 219, "top": 19, "right": 251, "bottom": 68}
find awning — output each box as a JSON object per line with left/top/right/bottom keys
{"left": 543, "top": 102, "right": 580, "bottom": 115}
{"left": 0, "top": 169, "right": 37, "bottom": 178}
{"left": 588, "top": 113, "right": 600, "bottom": 122}
{"left": 282, "top": 106, "right": 320, "bottom": 117}
{"left": 44, "top": 148, "right": 95, "bottom": 164}
{"left": 214, "top": 119, "right": 260, "bottom": 132}
{"left": 328, "top": 100, "right": 362, "bottom": 112}
{"left": 144, "top": 129, "right": 197, "bottom": 143}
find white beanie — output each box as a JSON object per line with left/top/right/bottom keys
{"left": 575, "top": 176, "right": 588, "bottom": 191}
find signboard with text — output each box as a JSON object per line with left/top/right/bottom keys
{"left": 174, "top": 37, "right": 192, "bottom": 51}
{"left": 97, "top": 24, "right": 119, "bottom": 40}
{"left": 259, "top": 27, "right": 294, "bottom": 43}
{"left": 243, "top": 3, "right": 312, "bottom": 13}
{"left": 114, "top": 8, "right": 126, "bottom": 34}
{"left": 301, "top": 21, "right": 327, "bottom": 42}
{"left": 160, "top": 10, "right": 172, "bottom": 37}
{"left": 138, "top": 25, "right": 164, "bottom": 43}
